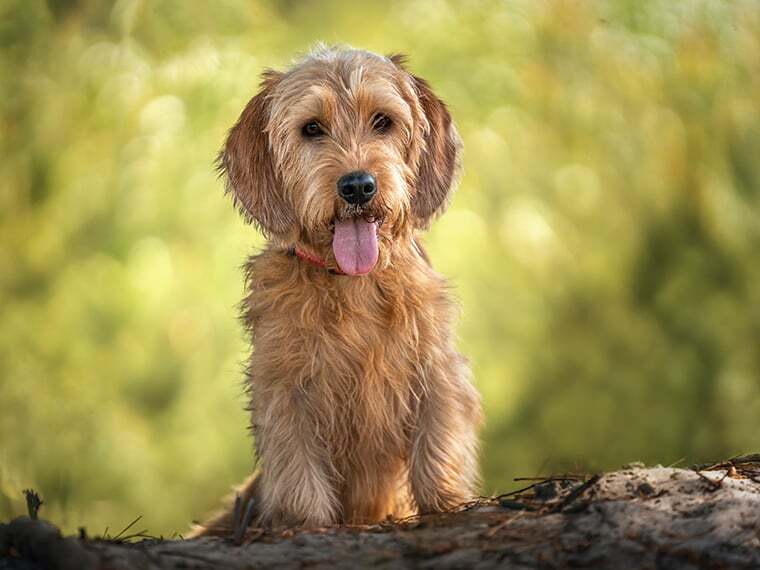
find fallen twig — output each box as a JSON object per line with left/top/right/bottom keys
{"left": 550, "top": 474, "right": 602, "bottom": 513}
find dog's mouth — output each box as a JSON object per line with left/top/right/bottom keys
{"left": 330, "top": 208, "right": 384, "bottom": 276}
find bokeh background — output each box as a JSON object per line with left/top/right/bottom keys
{"left": 2, "top": 0, "right": 760, "bottom": 536}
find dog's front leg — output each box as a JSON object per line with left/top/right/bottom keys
{"left": 254, "top": 386, "right": 340, "bottom": 527}
{"left": 409, "top": 357, "right": 482, "bottom": 514}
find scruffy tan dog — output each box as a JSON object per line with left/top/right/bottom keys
{"left": 192, "top": 46, "right": 482, "bottom": 536}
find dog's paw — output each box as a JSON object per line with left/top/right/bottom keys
{"left": 415, "top": 487, "right": 472, "bottom": 515}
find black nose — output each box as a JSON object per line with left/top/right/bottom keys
{"left": 337, "top": 171, "right": 376, "bottom": 205}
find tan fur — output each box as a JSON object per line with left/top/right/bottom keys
{"left": 191, "top": 47, "right": 482, "bottom": 536}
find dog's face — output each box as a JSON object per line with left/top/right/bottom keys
{"left": 221, "top": 48, "right": 461, "bottom": 275}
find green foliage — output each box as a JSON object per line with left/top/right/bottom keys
{"left": 1, "top": 0, "right": 759, "bottom": 536}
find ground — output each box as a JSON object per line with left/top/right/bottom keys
{"left": 2, "top": 456, "right": 760, "bottom": 569}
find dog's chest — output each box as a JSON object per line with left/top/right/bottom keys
{"left": 248, "top": 270, "right": 438, "bottom": 444}
{"left": 296, "top": 278, "right": 425, "bottom": 388}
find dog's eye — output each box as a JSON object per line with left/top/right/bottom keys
{"left": 372, "top": 114, "right": 392, "bottom": 133}
{"left": 302, "top": 121, "right": 325, "bottom": 138}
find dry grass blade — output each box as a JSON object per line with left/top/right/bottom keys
{"left": 111, "top": 515, "right": 143, "bottom": 541}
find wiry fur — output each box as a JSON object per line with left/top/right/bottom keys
{"left": 191, "top": 47, "right": 482, "bottom": 535}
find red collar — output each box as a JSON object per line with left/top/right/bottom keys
{"left": 289, "top": 246, "right": 345, "bottom": 275}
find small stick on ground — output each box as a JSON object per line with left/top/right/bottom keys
{"left": 550, "top": 474, "right": 602, "bottom": 513}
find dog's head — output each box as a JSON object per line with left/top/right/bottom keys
{"left": 219, "top": 47, "right": 461, "bottom": 275}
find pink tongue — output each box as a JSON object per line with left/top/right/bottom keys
{"left": 332, "top": 219, "right": 378, "bottom": 275}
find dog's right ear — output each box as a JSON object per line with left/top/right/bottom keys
{"left": 218, "top": 70, "right": 294, "bottom": 237}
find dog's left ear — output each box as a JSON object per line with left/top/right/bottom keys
{"left": 406, "top": 71, "right": 462, "bottom": 227}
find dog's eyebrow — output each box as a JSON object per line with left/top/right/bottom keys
{"left": 283, "top": 84, "right": 338, "bottom": 125}
{"left": 354, "top": 82, "right": 413, "bottom": 125}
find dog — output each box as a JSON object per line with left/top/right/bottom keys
{"left": 191, "top": 46, "right": 482, "bottom": 536}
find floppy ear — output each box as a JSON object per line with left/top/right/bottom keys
{"left": 409, "top": 75, "right": 462, "bottom": 227}
{"left": 218, "top": 70, "right": 294, "bottom": 237}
